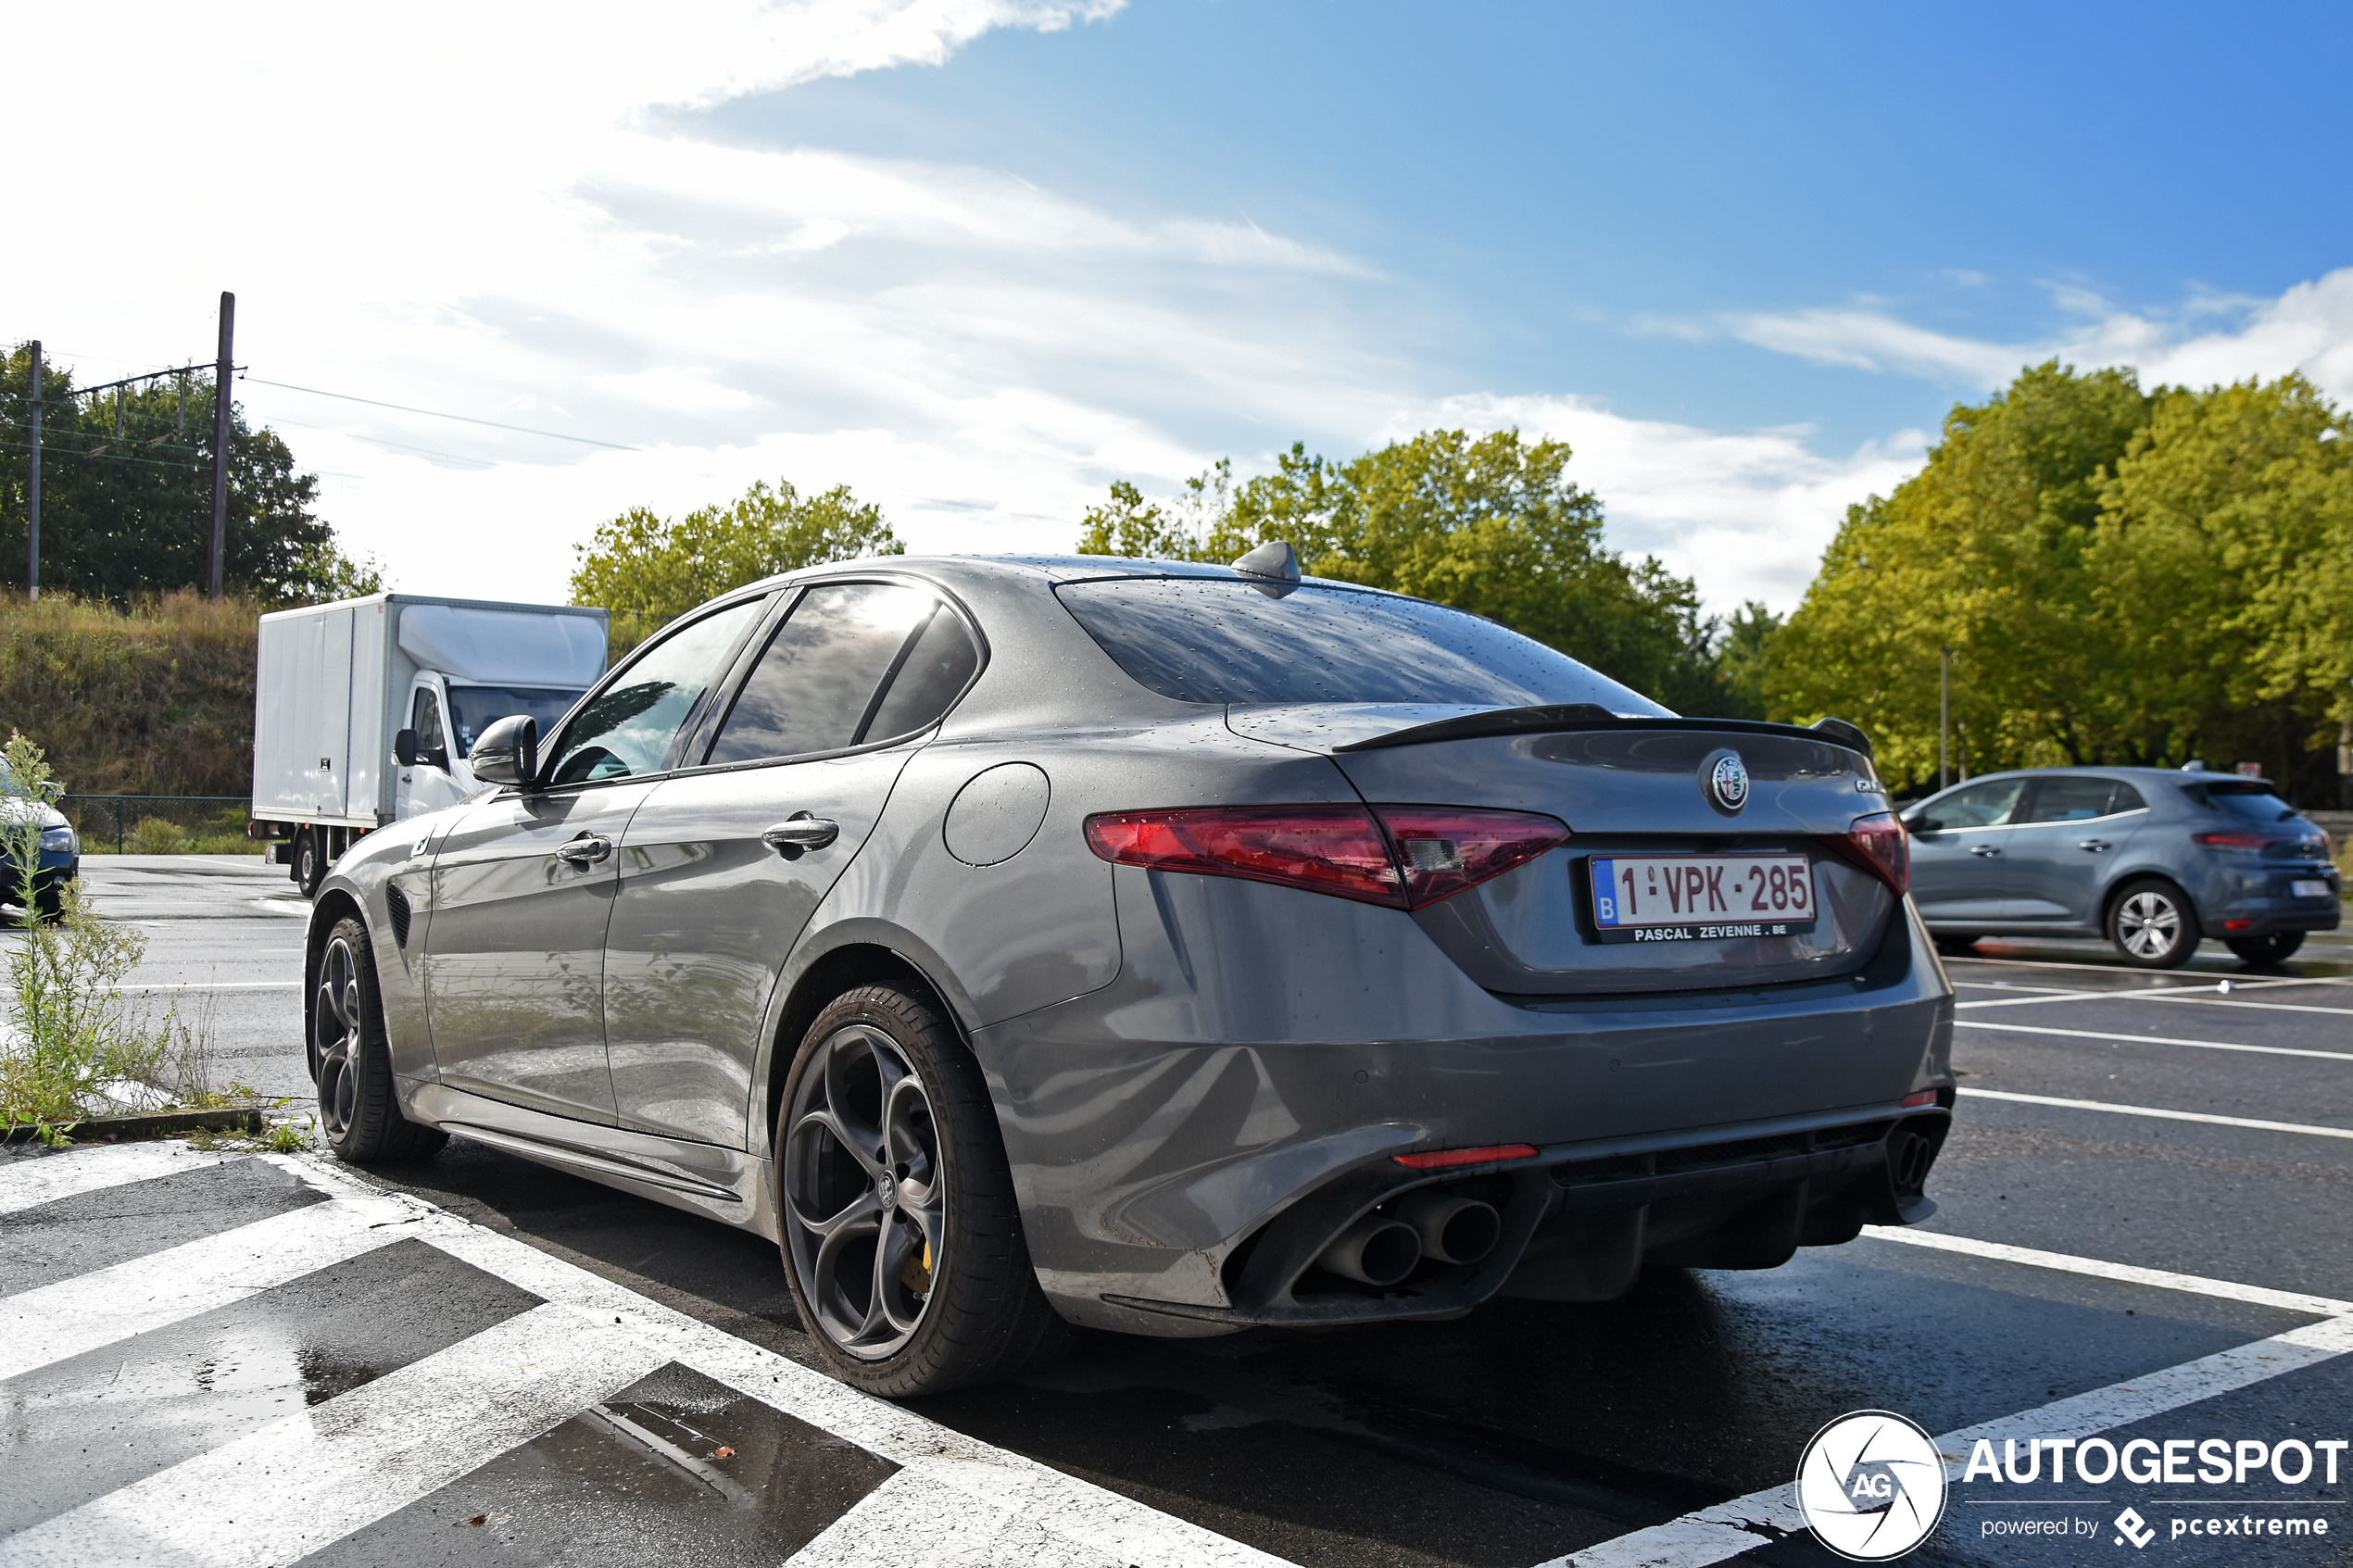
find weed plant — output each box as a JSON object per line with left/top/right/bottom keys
{"left": 0, "top": 735, "right": 264, "bottom": 1142}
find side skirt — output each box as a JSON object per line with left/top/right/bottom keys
{"left": 399, "top": 1080, "right": 780, "bottom": 1243}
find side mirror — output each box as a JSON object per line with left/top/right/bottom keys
{"left": 1903, "top": 812, "right": 1934, "bottom": 834}
{"left": 471, "top": 715, "right": 539, "bottom": 788}
{"left": 394, "top": 729, "right": 420, "bottom": 767}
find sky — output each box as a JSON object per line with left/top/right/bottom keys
{"left": 11, "top": 0, "right": 2353, "bottom": 613}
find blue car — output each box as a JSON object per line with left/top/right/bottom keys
{"left": 1902, "top": 767, "right": 2341, "bottom": 967}
{"left": 0, "top": 782, "right": 80, "bottom": 918}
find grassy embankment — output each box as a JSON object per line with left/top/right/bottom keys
{"left": 0, "top": 593, "right": 258, "bottom": 852}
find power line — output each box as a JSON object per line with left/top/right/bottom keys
{"left": 0, "top": 440, "right": 205, "bottom": 473}
{"left": 237, "top": 376, "right": 639, "bottom": 450}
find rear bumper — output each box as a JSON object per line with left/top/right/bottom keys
{"left": 975, "top": 869, "right": 1954, "bottom": 1336}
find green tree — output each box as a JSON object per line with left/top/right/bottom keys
{"left": 570, "top": 478, "right": 901, "bottom": 651}
{"left": 1076, "top": 430, "right": 1729, "bottom": 705}
{"left": 2086, "top": 375, "right": 2353, "bottom": 791}
{"left": 0, "top": 345, "right": 374, "bottom": 604}
{"left": 1764, "top": 361, "right": 2154, "bottom": 787}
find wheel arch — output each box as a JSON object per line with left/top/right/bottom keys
{"left": 2099, "top": 869, "right": 2194, "bottom": 932}
{"left": 303, "top": 889, "right": 368, "bottom": 1062}
{"left": 760, "top": 938, "right": 969, "bottom": 1162}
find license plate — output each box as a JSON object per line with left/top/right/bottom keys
{"left": 2293, "top": 879, "right": 2332, "bottom": 898}
{"left": 1586, "top": 853, "right": 1818, "bottom": 943}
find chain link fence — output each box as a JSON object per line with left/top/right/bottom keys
{"left": 60, "top": 796, "right": 253, "bottom": 855}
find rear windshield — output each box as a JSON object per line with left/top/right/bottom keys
{"left": 1055, "top": 577, "right": 1670, "bottom": 712}
{"left": 2196, "top": 782, "right": 2299, "bottom": 822}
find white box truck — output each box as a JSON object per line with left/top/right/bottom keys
{"left": 251, "top": 593, "right": 610, "bottom": 894}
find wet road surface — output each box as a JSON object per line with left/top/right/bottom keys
{"left": 4, "top": 862, "right": 2351, "bottom": 1564}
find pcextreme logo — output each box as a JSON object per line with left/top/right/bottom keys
{"left": 1796, "top": 1411, "right": 1949, "bottom": 1562}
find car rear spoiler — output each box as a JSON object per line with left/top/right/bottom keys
{"left": 1332, "top": 704, "right": 1875, "bottom": 759}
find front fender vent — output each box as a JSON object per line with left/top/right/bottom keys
{"left": 385, "top": 883, "right": 411, "bottom": 949}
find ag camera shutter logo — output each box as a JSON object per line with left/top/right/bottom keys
{"left": 1796, "top": 1411, "right": 1948, "bottom": 1561}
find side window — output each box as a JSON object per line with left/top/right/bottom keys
{"left": 2020, "top": 777, "right": 2117, "bottom": 823}
{"left": 546, "top": 599, "right": 766, "bottom": 785}
{"left": 1922, "top": 778, "right": 2025, "bottom": 830}
{"left": 865, "top": 605, "right": 981, "bottom": 743}
{"left": 410, "top": 688, "right": 447, "bottom": 763}
{"left": 2110, "top": 782, "right": 2147, "bottom": 813}
{"left": 705, "top": 584, "right": 975, "bottom": 766}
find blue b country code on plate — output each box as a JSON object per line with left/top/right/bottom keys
{"left": 1586, "top": 853, "right": 1818, "bottom": 943}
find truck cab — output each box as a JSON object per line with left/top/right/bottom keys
{"left": 394, "top": 673, "right": 590, "bottom": 818}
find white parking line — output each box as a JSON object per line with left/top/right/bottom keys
{"left": 1944, "top": 955, "right": 2353, "bottom": 985}
{"left": 1955, "top": 1017, "right": 2353, "bottom": 1062}
{"left": 0, "top": 1197, "right": 406, "bottom": 1382}
{"left": 1959, "top": 1085, "right": 2353, "bottom": 1140}
{"left": 1858, "top": 1226, "right": 2353, "bottom": 1317}
{"left": 1957, "top": 982, "right": 2353, "bottom": 1019}
{"left": 106, "top": 980, "right": 303, "bottom": 993}
{"left": 1554, "top": 1316, "right": 2353, "bottom": 1568}
{"left": 2, "top": 1304, "right": 666, "bottom": 1568}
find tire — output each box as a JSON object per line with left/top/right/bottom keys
{"left": 2225, "top": 931, "right": 2305, "bottom": 966}
{"left": 774, "top": 985, "right": 1069, "bottom": 1397}
{"left": 33, "top": 881, "right": 63, "bottom": 922}
{"left": 296, "top": 831, "right": 326, "bottom": 899}
{"left": 310, "top": 916, "right": 447, "bottom": 1162}
{"left": 1931, "top": 933, "right": 1980, "bottom": 956}
{"left": 2108, "top": 878, "right": 2200, "bottom": 969}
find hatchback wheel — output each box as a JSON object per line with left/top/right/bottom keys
{"left": 776, "top": 985, "right": 1068, "bottom": 1396}
{"left": 2108, "top": 879, "right": 2199, "bottom": 969}
{"left": 2225, "top": 931, "right": 2305, "bottom": 967}
{"left": 311, "top": 917, "right": 447, "bottom": 1161}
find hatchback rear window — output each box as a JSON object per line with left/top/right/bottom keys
{"left": 1054, "top": 577, "right": 1669, "bottom": 711}
{"left": 2197, "top": 782, "right": 2298, "bottom": 822}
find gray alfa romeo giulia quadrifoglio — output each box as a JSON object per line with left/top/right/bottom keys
{"left": 305, "top": 545, "right": 1955, "bottom": 1394}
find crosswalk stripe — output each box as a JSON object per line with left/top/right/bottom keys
{"left": 0, "top": 1196, "right": 406, "bottom": 1383}
{"left": 3, "top": 1303, "right": 664, "bottom": 1568}
{"left": 0, "top": 1143, "right": 237, "bottom": 1217}
{"left": 268, "top": 1153, "right": 1297, "bottom": 1568}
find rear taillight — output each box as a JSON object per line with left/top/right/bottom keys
{"left": 1377, "top": 806, "right": 1572, "bottom": 905}
{"left": 1084, "top": 803, "right": 1568, "bottom": 909}
{"left": 1830, "top": 811, "right": 1909, "bottom": 895}
{"left": 2194, "top": 831, "right": 2271, "bottom": 849}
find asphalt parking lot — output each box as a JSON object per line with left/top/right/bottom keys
{"left": 5, "top": 855, "right": 2352, "bottom": 1565}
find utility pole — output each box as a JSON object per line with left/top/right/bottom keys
{"left": 25, "top": 342, "right": 41, "bottom": 603}
{"left": 1938, "top": 646, "right": 1951, "bottom": 793}
{"left": 207, "top": 292, "right": 234, "bottom": 600}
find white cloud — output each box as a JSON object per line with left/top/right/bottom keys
{"left": 1717, "top": 268, "right": 2353, "bottom": 408}
{"left": 1390, "top": 395, "right": 1928, "bottom": 614}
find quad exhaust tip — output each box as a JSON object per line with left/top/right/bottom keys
{"left": 1315, "top": 1193, "right": 1503, "bottom": 1286}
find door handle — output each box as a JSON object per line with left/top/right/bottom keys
{"left": 762, "top": 813, "right": 840, "bottom": 858}
{"left": 1969, "top": 845, "right": 2001, "bottom": 857}
{"left": 2078, "top": 839, "right": 2110, "bottom": 852}
{"left": 554, "top": 834, "right": 611, "bottom": 866}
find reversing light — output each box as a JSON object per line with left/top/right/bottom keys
{"left": 1830, "top": 811, "right": 1909, "bottom": 895}
{"left": 1393, "top": 1143, "right": 1540, "bottom": 1170}
{"left": 1084, "top": 804, "right": 1568, "bottom": 909}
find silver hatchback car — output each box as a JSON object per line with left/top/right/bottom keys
{"left": 1904, "top": 768, "right": 2342, "bottom": 967}
{"left": 306, "top": 550, "right": 1955, "bottom": 1394}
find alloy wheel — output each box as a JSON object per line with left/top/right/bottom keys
{"left": 783, "top": 1022, "right": 946, "bottom": 1360}
{"left": 2115, "top": 890, "right": 2182, "bottom": 960}
{"left": 312, "top": 935, "right": 364, "bottom": 1138}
